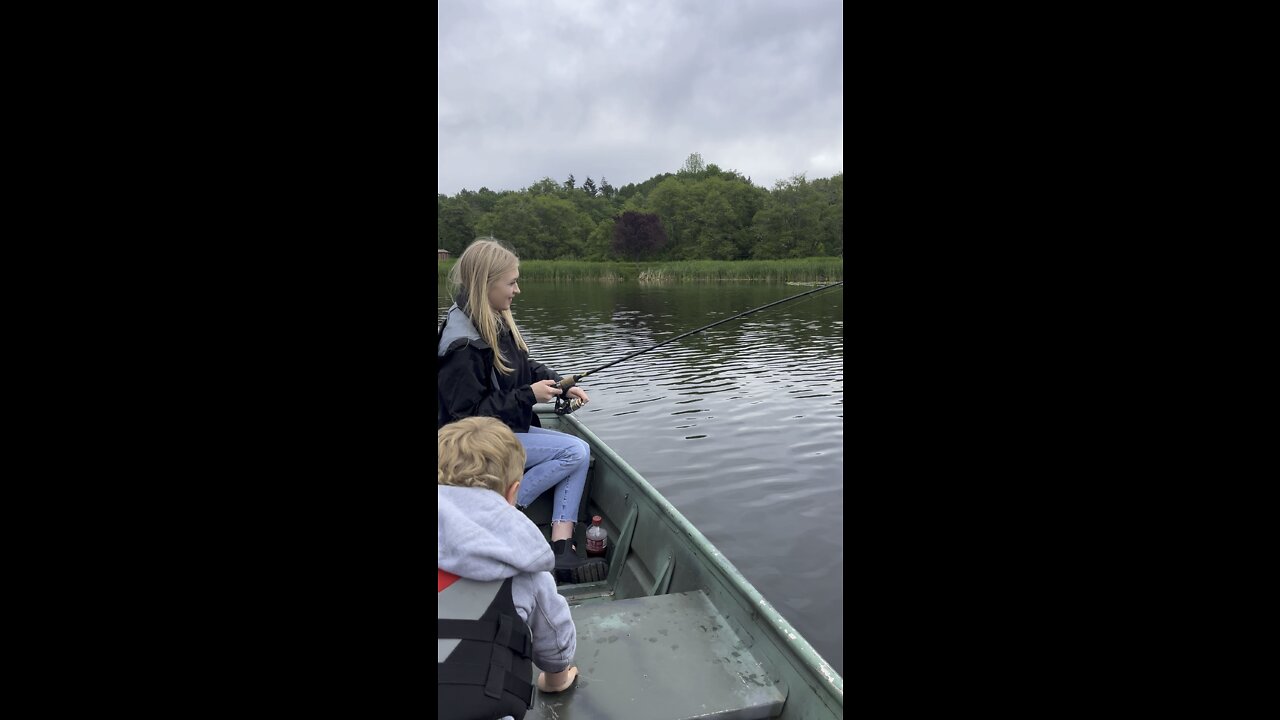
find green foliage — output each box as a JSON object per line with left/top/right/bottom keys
{"left": 528, "top": 177, "right": 560, "bottom": 195}
{"left": 438, "top": 158, "right": 841, "bottom": 264}
{"left": 680, "top": 152, "right": 706, "bottom": 176}
{"left": 438, "top": 257, "right": 842, "bottom": 284}
{"left": 646, "top": 175, "right": 767, "bottom": 261}
{"left": 749, "top": 173, "right": 843, "bottom": 259}
{"left": 585, "top": 218, "right": 616, "bottom": 261}
{"left": 438, "top": 195, "right": 477, "bottom": 255}
{"left": 616, "top": 173, "right": 675, "bottom": 202}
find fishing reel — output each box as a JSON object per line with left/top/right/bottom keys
{"left": 553, "top": 374, "right": 582, "bottom": 415}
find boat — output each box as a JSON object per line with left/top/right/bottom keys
{"left": 516, "top": 404, "right": 844, "bottom": 720}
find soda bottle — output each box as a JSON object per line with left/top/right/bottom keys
{"left": 585, "top": 515, "right": 607, "bottom": 558}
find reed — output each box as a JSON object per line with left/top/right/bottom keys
{"left": 438, "top": 258, "right": 842, "bottom": 283}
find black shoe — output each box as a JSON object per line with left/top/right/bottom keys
{"left": 551, "top": 539, "right": 608, "bottom": 584}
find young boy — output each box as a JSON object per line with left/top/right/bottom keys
{"left": 438, "top": 416, "right": 578, "bottom": 720}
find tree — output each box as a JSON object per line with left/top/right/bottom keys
{"left": 468, "top": 187, "right": 500, "bottom": 214}
{"left": 584, "top": 218, "right": 616, "bottom": 260}
{"left": 528, "top": 177, "right": 560, "bottom": 195}
{"left": 612, "top": 211, "right": 667, "bottom": 261}
{"left": 748, "top": 174, "right": 825, "bottom": 258}
{"left": 476, "top": 192, "right": 593, "bottom": 259}
{"left": 599, "top": 176, "right": 615, "bottom": 199}
{"left": 680, "top": 152, "right": 705, "bottom": 176}
{"left": 564, "top": 174, "right": 576, "bottom": 191}
{"left": 646, "top": 177, "right": 695, "bottom": 258}
{"left": 437, "top": 195, "right": 477, "bottom": 254}
{"left": 582, "top": 177, "right": 597, "bottom": 196}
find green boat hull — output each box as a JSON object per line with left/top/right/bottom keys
{"left": 519, "top": 406, "right": 843, "bottom": 720}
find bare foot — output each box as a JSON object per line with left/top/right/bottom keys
{"left": 538, "top": 665, "right": 579, "bottom": 693}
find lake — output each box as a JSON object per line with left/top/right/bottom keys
{"left": 438, "top": 279, "right": 844, "bottom": 676}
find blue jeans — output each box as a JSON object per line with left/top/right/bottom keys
{"left": 515, "top": 426, "right": 590, "bottom": 525}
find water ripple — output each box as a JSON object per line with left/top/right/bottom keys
{"left": 440, "top": 281, "right": 844, "bottom": 676}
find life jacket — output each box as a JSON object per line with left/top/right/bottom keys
{"left": 438, "top": 568, "right": 535, "bottom": 720}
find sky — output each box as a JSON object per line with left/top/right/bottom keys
{"left": 438, "top": 0, "right": 843, "bottom": 197}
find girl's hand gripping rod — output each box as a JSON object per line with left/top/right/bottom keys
{"left": 553, "top": 375, "right": 582, "bottom": 415}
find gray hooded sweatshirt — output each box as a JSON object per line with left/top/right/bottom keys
{"left": 438, "top": 485, "right": 576, "bottom": 673}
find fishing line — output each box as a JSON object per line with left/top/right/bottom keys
{"left": 554, "top": 281, "right": 843, "bottom": 413}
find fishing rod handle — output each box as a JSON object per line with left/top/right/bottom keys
{"left": 556, "top": 374, "right": 579, "bottom": 391}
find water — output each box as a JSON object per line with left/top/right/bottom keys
{"left": 438, "top": 280, "right": 844, "bottom": 676}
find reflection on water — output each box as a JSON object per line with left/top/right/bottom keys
{"left": 438, "top": 280, "right": 844, "bottom": 676}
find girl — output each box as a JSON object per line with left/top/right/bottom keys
{"left": 438, "top": 237, "right": 606, "bottom": 584}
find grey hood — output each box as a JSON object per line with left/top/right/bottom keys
{"left": 438, "top": 485, "right": 576, "bottom": 672}
{"left": 438, "top": 303, "right": 485, "bottom": 356}
{"left": 438, "top": 484, "right": 553, "bottom": 579}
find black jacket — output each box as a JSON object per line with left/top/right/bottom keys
{"left": 437, "top": 304, "right": 560, "bottom": 432}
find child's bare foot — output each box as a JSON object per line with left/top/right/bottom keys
{"left": 538, "top": 665, "right": 578, "bottom": 693}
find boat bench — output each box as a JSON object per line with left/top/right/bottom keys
{"left": 524, "top": 590, "right": 785, "bottom": 720}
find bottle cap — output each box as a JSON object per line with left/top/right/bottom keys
{"left": 592, "top": 515, "right": 602, "bottom": 523}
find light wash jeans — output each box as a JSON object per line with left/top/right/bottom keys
{"left": 515, "top": 426, "right": 590, "bottom": 525}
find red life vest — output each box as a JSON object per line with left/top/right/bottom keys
{"left": 439, "top": 568, "right": 460, "bottom": 591}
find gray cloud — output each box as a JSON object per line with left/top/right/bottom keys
{"left": 438, "top": 0, "right": 842, "bottom": 195}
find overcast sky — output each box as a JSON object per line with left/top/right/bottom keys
{"left": 438, "top": 0, "right": 843, "bottom": 197}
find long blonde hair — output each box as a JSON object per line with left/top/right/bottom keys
{"left": 447, "top": 237, "right": 529, "bottom": 375}
{"left": 438, "top": 416, "right": 527, "bottom": 494}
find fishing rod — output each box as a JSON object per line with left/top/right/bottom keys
{"left": 552, "top": 280, "right": 844, "bottom": 414}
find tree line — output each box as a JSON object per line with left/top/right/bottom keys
{"left": 438, "top": 153, "right": 843, "bottom": 261}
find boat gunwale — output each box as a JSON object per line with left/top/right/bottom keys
{"left": 536, "top": 404, "right": 845, "bottom": 705}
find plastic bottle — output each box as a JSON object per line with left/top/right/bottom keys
{"left": 585, "top": 515, "right": 607, "bottom": 558}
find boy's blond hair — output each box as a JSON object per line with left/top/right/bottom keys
{"left": 438, "top": 416, "right": 526, "bottom": 495}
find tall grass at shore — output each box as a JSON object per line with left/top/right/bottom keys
{"left": 437, "top": 257, "right": 843, "bottom": 283}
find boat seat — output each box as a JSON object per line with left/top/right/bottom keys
{"left": 524, "top": 590, "right": 786, "bottom": 720}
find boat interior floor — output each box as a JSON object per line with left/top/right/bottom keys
{"left": 525, "top": 590, "right": 786, "bottom": 720}
{"left": 519, "top": 451, "right": 788, "bottom": 718}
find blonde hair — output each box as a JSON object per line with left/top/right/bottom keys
{"left": 447, "top": 237, "right": 530, "bottom": 375}
{"left": 438, "top": 416, "right": 526, "bottom": 495}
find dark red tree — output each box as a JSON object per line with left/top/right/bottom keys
{"left": 611, "top": 211, "right": 668, "bottom": 261}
